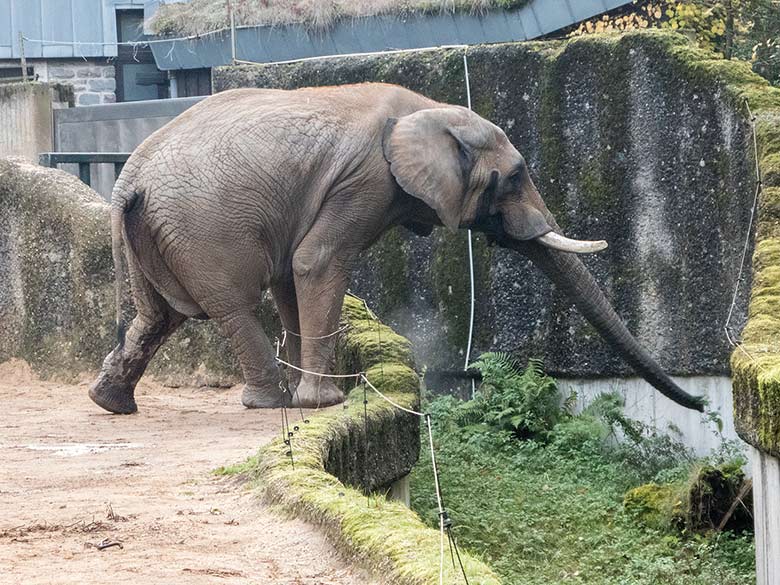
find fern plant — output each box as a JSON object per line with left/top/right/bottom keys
{"left": 462, "top": 353, "right": 562, "bottom": 439}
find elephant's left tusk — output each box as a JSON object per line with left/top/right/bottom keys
{"left": 535, "top": 231, "right": 608, "bottom": 254}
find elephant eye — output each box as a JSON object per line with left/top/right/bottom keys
{"left": 505, "top": 167, "right": 524, "bottom": 190}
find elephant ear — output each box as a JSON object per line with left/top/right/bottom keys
{"left": 383, "top": 108, "right": 486, "bottom": 232}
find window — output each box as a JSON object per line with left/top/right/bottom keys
{"left": 115, "top": 10, "right": 168, "bottom": 102}
{"left": 0, "top": 66, "right": 35, "bottom": 83}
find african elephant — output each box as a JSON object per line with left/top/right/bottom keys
{"left": 89, "top": 83, "right": 704, "bottom": 414}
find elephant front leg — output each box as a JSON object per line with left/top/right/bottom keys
{"left": 290, "top": 247, "right": 352, "bottom": 408}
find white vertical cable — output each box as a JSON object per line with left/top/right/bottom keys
{"left": 426, "top": 415, "right": 446, "bottom": 585}
{"left": 462, "top": 50, "right": 477, "bottom": 399}
{"left": 229, "top": 0, "right": 237, "bottom": 64}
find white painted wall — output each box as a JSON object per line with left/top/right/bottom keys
{"left": 559, "top": 376, "right": 741, "bottom": 457}
{"left": 751, "top": 447, "right": 780, "bottom": 585}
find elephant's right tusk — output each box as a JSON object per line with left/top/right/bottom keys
{"left": 535, "top": 231, "right": 608, "bottom": 254}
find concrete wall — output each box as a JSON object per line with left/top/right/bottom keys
{"left": 0, "top": 82, "right": 68, "bottom": 162}
{"left": 53, "top": 96, "right": 202, "bottom": 198}
{"left": 751, "top": 447, "right": 780, "bottom": 585}
{"left": 561, "top": 376, "right": 737, "bottom": 456}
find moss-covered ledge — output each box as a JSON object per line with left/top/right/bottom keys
{"left": 716, "top": 48, "right": 780, "bottom": 455}
{"left": 244, "top": 295, "right": 501, "bottom": 584}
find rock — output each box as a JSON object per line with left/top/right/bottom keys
{"left": 624, "top": 483, "right": 682, "bottom": 529}
{"left": 624, "top": 463, "right": 753, "bottom": 533}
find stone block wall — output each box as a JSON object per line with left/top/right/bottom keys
{"left": 0, "top": 59, "right": 118, "bottom": 106}
{"left": 42, "top": 60, "right": 117, "bottom": 105}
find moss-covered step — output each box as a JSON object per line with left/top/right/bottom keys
{"left": 238, "top": 295, "right": 501, "bottom": 585}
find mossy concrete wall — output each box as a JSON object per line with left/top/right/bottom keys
{"left": 0, "top": 83, "right": 69, "bottom": 163}
{"left": 725, "top": 71, "right": 780, "bottom": 457}
{"left": 0, "top": 158, "right": 278, "bottom": 384}
{"left": 214, "top": 31, "right": 756, "bottom": 386}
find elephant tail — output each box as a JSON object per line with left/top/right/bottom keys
{"left": 111, "top": 188, "right": 138, "bottom": 348}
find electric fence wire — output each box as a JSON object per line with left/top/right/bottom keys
{"left": 274, "top": 338, "right": 296, "bottom": 469}
{"left": 283, "top": 324, "right": 350, "bottom": 340}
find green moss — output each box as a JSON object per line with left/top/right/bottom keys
{"left": 369, "top": 227, "right": 411, "bottom": 314}
{"left": 537, "top": 48, "right": 567, "bottom": 224}
{"left": 762, "top": 153, "right": 780, "bottom": 188}
{"left": 473, "top": 93, "right": 495, "bottom": 121}
{"left": 429, "top": 229, "right": 493, "bottom": 355}
{"left": 231, "top": 296, "right": 500, "bottom": 584}
{"left": 624, "top": 483, "right": 681, "bottom": 529}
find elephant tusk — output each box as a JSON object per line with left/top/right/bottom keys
{"left": 535, "top": 231, "right": 608, "bottom": 254}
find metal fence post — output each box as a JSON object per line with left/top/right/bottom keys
{"left": 18, "top": 32, "right": 27, "bottom": 83}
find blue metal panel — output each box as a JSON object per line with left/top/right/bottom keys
{"left": 42, "top": 0, "right": 74, "bottom": 58}
{"left": 0, "top": 0, "right": 146, "bottom": 59}
{"left": 0, "top": 0, "right": 12, "bottom": 59}
{"left": 567, "top": 0, "right": 610, "bottom": 22}
{"left": 516, "top": 4, "right": 543, "bottom": 39}
{"left": 73, "top": 0, "right": 103, "bottom": 51}
{"left": 13, "top": 0, "right": 43, "bottom": 58}
{"left": 532, "top": 0, "right": 576, "bottom": 35}
{"left": 603, "top": 0, "right": 632, "bottom": 9}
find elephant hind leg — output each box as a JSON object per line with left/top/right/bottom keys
{"left": 90, "top": 266, "right": 186, "bottom": 414}
{"left": 271, "top": 279, "right": 302, "bottom": 388}
{"left": 216, "top": 311, "right": 285, "bottom": 409}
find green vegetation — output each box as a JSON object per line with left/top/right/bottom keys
{"left": 151, "top": 0, "right": 533, "bottom": 36}
{"left": 411, "top": 357, "right": 755, "bottom": 585}
{"left": 570, "top": 0, "right": 780, "bottom": 85}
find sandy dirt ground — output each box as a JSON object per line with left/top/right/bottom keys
{"left": 0, "top": 360, "right": 374, "bottom": 585}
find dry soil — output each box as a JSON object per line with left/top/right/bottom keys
{"left": 0, "top": 360, "right": 374, "bottom": 585}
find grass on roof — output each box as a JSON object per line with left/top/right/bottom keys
{"left": 150, "top": 0, "right": 532, "bottom": 36}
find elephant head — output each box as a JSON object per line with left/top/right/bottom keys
{"left": 383, "top": 106, "right": 704, "bottom": 412}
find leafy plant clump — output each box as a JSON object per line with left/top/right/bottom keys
{"left": 462, "top": 353, "right": 564, "bottom": 438}
{"left": 411, "top": 355, "right": 755, "bottom": 585}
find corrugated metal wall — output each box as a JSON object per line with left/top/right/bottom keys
{"left": 0, "top": 0, "right": 145, "bottom": 60}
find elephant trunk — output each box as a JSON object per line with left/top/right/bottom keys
{"left": 507, "top": 240, "right": 704, "bottom": 412}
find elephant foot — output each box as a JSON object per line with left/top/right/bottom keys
{"left": 241, "top": 383, "right": 286, "bottom": 409}
{"left": 291, "top": 378, "right": 345, "bottom": 409}
{"left": 89, "top": 378, "right": 138, "bottom": 415}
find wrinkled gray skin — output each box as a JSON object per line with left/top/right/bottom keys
{"left": 89, "top": 83, "right": 704, "bottom": 415}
